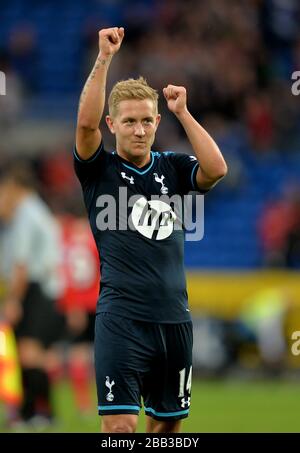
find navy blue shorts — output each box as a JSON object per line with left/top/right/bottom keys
{"left": 95, "top": 313, "right": 193, "bottom": 421}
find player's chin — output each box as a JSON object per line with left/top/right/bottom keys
{"left": 131, "top": 144, "right": 148, "bottom": 154}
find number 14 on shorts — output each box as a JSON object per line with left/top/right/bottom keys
{"left": 178, "top": 366, "right": 192, "bottom": 408}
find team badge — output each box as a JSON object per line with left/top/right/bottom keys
{"left": 105, "top": 376, "right": 115, "bottom": 402}
{"left": 154, "top": 173, "right": 168, "bottom": 194}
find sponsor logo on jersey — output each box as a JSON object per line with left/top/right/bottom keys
{"left": 131, "top": 196, "right": 176, "bottom": 240}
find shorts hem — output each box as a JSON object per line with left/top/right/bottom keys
{"left": 99, "top": 410, "right": 140, "bottom": 416}
{"left": 98, "top": 405, "right": 140, "bottom": 416}
{"left": 144, "top": 408, "right": 189, "bottom": 421}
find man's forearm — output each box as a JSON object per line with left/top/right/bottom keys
{"left": 176, "top": 109, "right": 227, "bottom": 179}
{"left": 77, "top": 52, "right": 112, "bottom": 130}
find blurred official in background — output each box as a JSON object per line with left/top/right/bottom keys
{"left": 0, "top": 163, "right": 62, "bottom": 428}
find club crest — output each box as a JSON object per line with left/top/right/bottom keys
{"left": 154, "top": 173, "right": 168, "bottom": 194}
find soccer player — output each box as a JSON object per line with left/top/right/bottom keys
{"left": 74, "top": 27, "right": 227, "bottom": 433}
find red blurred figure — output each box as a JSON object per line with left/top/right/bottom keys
{"left": 244, "top": 93, "right": 274, "bottom": 151}
{"left": 56, "top": 211, "right": 100, "bottom": 414}
{"left": 258, "top": 185, "right": 300, "bottom": 268}
{"left": 58, "top": 213, "right": 100, "bottom": 315}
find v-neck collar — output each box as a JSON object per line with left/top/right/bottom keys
{"left": 114, "top": 151, "right": 154, "bottom": 175}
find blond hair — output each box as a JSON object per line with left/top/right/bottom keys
{"left": 108, "top": 76, "right": 159, "bottom": 118}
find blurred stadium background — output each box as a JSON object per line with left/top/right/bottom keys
{"left": 0, "top": 0, "right": 300, "bottom": 433}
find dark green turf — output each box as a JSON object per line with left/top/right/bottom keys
{"left": 1, "top": 379, "right": 299, "bottom": 432}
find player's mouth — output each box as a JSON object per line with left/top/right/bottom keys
{"left": 132, "top": 143, "right": 146, "bottom": 148}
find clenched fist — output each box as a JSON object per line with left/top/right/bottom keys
{"left": 163, "top": 85, "right": 187, "bottom": 116}
{"left": 99, "top": 27, "right": 124, "bottom": 58}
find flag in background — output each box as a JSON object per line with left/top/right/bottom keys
{"left": 0, "top": 321, "right": 23, "bottom": 406}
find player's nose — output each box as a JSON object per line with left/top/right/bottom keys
{"left": 134, "top": 123, "right": 146, "bottom": 136}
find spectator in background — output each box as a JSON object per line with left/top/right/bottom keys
{"left": 8, "top": 23, "right": 39, "bottom": 95}
{"left": 285, "top": 191, "right": 300, "bottom": 269}
{"left": 0, "top": 0, "right": 298, "bottom": 153}
{"left": 260, "top": 0, "right": 300, "bottom": 80}
{"left": 38, "top": 146, "right": 78, "bottom": 206}
{"left": 244, "top": 92, "right": 274, "bottom": 152}
{"left": 258, "top": 183, "right": 300, "bottom": 268}
{"left": 0, "top": 50, "right": 24, "bottom": 130}
{"left": 0, "top": 163, "right": 62, "bottom": 429}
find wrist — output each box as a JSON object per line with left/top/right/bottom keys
{"left": 175, "top": 107, "right": 189, "bottom": 120}
{"left": 97, "top": 51, "right": 113, "bottom": 65}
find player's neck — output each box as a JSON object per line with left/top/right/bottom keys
{"left": 116, "top": 150, "right": 151, "bottom": 168}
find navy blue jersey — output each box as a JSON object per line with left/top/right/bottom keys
{"left": 74, "top": 142, "right": 204, "bottom": 323}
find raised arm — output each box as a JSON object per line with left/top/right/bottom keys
{"left": 76, "top": 27, "right": 124, "bottom": 160}
{"left": 163, "top": 85, "right": 227, "bottom": 191}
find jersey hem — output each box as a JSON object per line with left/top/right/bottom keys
{"left": 96, "top": 310, "right": 192, "bottom": 324}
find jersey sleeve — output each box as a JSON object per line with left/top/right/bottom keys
{"left": 73, "top": 141, "right": 108, "bottom": 188}
{"left": 73, "top": 142, "right": 113, "bottom": 212}
{"left": 165, "top": 152, "right": 209, "bottom": 195}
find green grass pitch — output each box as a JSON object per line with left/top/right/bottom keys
{"left": 2, "top": 378, "right": 298, "bottom": 433}
{"left": 0, "top": 379, "right": 300, "bottom": 433}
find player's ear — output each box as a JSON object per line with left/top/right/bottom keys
{"left": 106, "top": 115, "right": 116, "bottom": 134}
{"left": 155, "top": 114, "right": 161, "bottom": 130}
